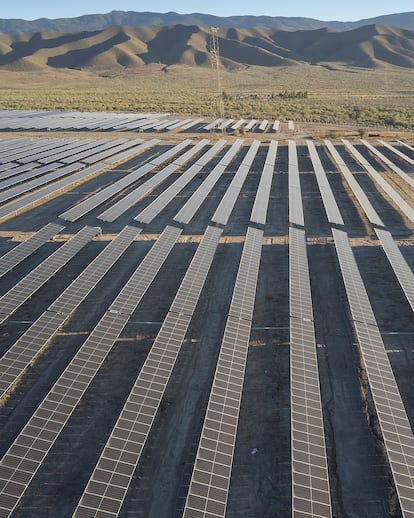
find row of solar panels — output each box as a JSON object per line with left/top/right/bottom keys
{"left": 0, "top": 110, "right": 292, "bottom": 134}
{"left": 0, "top": 135, "right": 413, "bottom": 516}
{"left": 288, "top": 137, "right": 414, "bottom": 517}
{"left": 1, "top": 136, "right": 412, "bottom": 232}
{"left": 203, "top": 118, "right": 286, "bottom": 133}
{"left": 0, "top": 134, "right": 276, "bottom": 516}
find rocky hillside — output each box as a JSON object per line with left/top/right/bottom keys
{"left": 0, "top": 24, "right": 413, "bottom": 71}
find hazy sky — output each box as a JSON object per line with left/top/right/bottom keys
{"left": 2, "top": 1, "right": 413, "bottom": 22}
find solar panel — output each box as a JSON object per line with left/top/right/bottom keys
{"left": 61, "top": 139, "right": 127, "bottom": 165}
{"left": 273, "top": 120, "right": 280, "bottom": 131}
{"left": 218, "top": 119, "right": 234, "bottom": 130}
{"left": 104, "top": 139, "right": 158, "bottom": 166}
{"left": 0, "top": 226, "right": 100, "bottom": 325}
{"left": 0, "top": 225, "right": 181, "bottom": 517}
{"left": 231, "top": 119, "right": 246, "bottom": 130}
{"left": 375, "top": 229, "right": 414, "bottom": 312}
{"left": 59, "top": 140, "right": 160, "bottom": 222}
{"left": 0, "top": 163, "right": 41, "bottom": 183}
{"left": 0, "top": 222, "right": 64, "bottom": 279}
{"left": 376, "top": 140, "right": 414, "bottom": 166}
{"left": 0, "top": 164, "right": 108, "bottom": 224}
{"left": 82, "top": 138, "right": 143, "bottom": 165}
{"left": 98, "top": 141, "right": 209, "bottom": 223}
{"left": 0, "top": 162, "right": 87, "bottom": 208}
{"left": 153, "top": 119, "right": 180, "bottom": 131}
{"left": 0, "top": 163, "right": 67, "bottom": 194}
{"left": 307, "top": 140, "right": 344, "bottom": 226}
{"left": 204, "top": 119, "right": 223, "bottom": 131}
{"left": 212, "top": 140, "right": 261, "bottom": 226}
{"left": 166, "top": 118, "right": 193, "bottom": 130}
{"left": 73, "top": 226, "right": 222, "bottom": 518}
{"left": 343, "top": 140, "right": 414, "bottom": 223}
{"left": 183, "top": 227, "right": 263, "bottom": 518}
{"left": 0, "top": 162, "right": 18, "bottom": 173}
{"left": 332, "top": 228, "right": 414, "bottom": 516}
{"left": 38, "top": 139, "right": 109, "bottom": 165}
{"left": 324, "top": 140, "right": 384, "bottom": 227}
{"left": 174, "top": 140, "right": 244, "bottom": 225}
{"left": 250, "top": 141, "right": 277, "bottom": 225}
{"left": 288, "top": 140, "right": 305, "bottom": 227}
{"left": 17, "top": 138, "right": 78, "bottom": 164}
{"left": 362, "top": 140, "right": 414, "bottom": 184}
{"left": 244, "top": 119, "right": 257, "bottom": 132}
{"left": 258, "top": 120, "right": 269, "bottom": 131}
{"left": 289, "top": 227, "right": 332, "bottom": 518}
{"left": 150, "top": 139, "right": 193, "bottom": 166}
{"left": 398, "top": 140, "right": 414, "bottom": 152}
{"left": 135, "top": 140, "right": 227, "bottom": 224}
{"left": 0, "top": 139, "right": 61, "bottom": 164}
{"left": 179, "top": 118, "right": 204, "bottom": 132}
{"left": 0, "top": 226, "right": 140, "bottom": 398}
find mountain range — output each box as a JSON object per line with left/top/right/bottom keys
{"left": 0, "top": 11, "right": 414, "bottom": 35}
{"left": 0, "top": 24, "right": 413, "bottom": 71}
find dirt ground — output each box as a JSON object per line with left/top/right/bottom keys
{"left": 0, "top": 130, "right": 413, "bottom": 517}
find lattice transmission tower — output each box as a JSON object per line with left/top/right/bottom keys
{"left": 210, "top": 27, "right": 225, "bottom": 132}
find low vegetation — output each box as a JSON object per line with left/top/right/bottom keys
{"left": 0, "top": 64, "right": 413, "bottom": 129}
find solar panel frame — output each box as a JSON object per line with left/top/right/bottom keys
{"left": 212, "top": 140, "right": 261, "bottom": 226}
{"left": 324, "top": 140, "right": 384, "bottom": 227}
{"left": 398, "top": 140, "right": 414, "bottom": 152}
{"left": 17, "top": 138, "right": 79, "bottom": 164}
{"left": 0, "top": 163, "right": 69, "bottom": 193}
{"left": 179, "top": 118, "right": 205, "bottom": 132}
{"left": 174, "top": 140, "right": 244, "bottom": 225}
{"left": 288, "top": 140, "right": 305, "bottom": 227}
{"left": 376, "top": 140, "right": 414, "bottom": 166}
{"left": 0, "top": 223, "right": 64, "bottom": 279}
{"left": 258, "top": 120, "right": 269, "bottom": 131}
{"left": 375, "top": 228, "right": 414, "bottom": 313}
{"left": 58, "top": 140, "right": 162, "bottom": 222}
{"left": 204, "top": 119, "right": 223, "bottom": 131}
{"left": 0, "top": 139, "right": 61, "bottom": 164}
{"left": 332, "top": 228, "right": 414, "bottom": 516}
{"left": 135, "top": 140, "right": 227, "bottom": 224}
{"left": 0, "top": 163, "right": 46, "bottom": 182}
{"left": 273, "top": 120, "right": 280, "bottom": 131}
{"left": 231, "top": 119, "right": 246, "bottom": 130}
{"left": 0, "top": 226, "right": 141, "bottom": 398}
{"left": 104, "top": 139, "right": 159, "bottom": 166}
{"left": 163, "top": 118, "right": 190, "bottom": 130}
{"left": 250, "top": 141, "right": 277, "bottom": 225}
{"left": 307, "top": 140, "right": 344, "bottom": 226}
{"left": 361, "top": 139, "right": 414, "bottom": 187}
{"left": 38, "top": 139, "right": 109, "bottom": 165}
{"left": 0, "top": 225, "right": 181, "bottom": 518}
{"left": 343, "top": 139, "right": 414, "bottom": 223}
{"left": 60, "top": 139, "right": 127, "bottom": 165}
{"left": 289, "top": 227, "right": 333, "bottom": 518}
{"left": 243, "top": 120, "right": 257, "bottom": 132}
{"left": 98, "top": 141, "right": 208, "bottom": 223}
{"left": 183, "top": 227, "right": 263, "bottom": 518}
{"left": 0, "top": 226, "right": 100, "bottom": 325}
{"left": 0, "top": 163, "right": 108, "bottom": 224}
{"left": 148, "top": 139, "right": 193, "bottom": 166}
{"left": 82, "top": 139, "right": 143, "bottom": 165}
{"left": 73, "top": 226, "right": 222, "bottom": 518}
{"left": 0, "top": 162, "right": 86, "bottom": 207}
